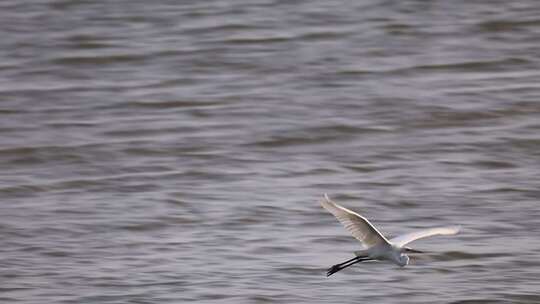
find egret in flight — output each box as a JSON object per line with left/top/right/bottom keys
{"left": 321, "top": 194, "right": 460, "bottom": 276}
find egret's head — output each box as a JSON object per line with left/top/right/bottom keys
{"left": 398, "top": 254, "right": 409, "bottom": 267}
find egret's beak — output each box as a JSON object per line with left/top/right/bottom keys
{"left": 404, "top": 247, "right": 424, "bottom": 254}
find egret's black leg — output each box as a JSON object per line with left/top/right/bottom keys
{"left": 335, "top": 255, "right": 362, "bottom": 267}
{"left": 326, "top": 256, "right": 371, "bottom": 277}
{"left": 326, "top": 256, "right": 361, "bottom": 276}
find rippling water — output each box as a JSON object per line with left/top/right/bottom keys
{"left": 2, "top": 1, "right": 540, "bottom": 303}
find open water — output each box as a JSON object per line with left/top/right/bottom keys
{"left": 1, "top": 1, "right": 540, "bottom": 303}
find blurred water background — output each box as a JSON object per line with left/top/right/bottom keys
{"left": 2, "top": 0, "right": 540, "bottom": 303}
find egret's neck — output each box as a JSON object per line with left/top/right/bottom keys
{"left": 398, "top": 254, "right": 409, "bottom": 266}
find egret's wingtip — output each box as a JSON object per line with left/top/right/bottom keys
{"left": 444, "top": 225, "right": 461, "bottom": 235}
{"left": 320, "top": 193, "right": 333, "bottom": 209}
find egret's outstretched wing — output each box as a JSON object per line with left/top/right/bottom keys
{"left": 321, "top": 194, "right": 390, "bottom": 248}
{"left": 390, "top": 226, "right": 460, "bottom": 248}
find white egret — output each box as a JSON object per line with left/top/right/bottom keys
{"left": 321, "top": 194, "right": 460, "bottom": 276}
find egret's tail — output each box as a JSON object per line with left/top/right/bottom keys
{"left": 354, "top": 250, "right": 369, "bottom": 257}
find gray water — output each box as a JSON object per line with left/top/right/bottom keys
{"left": 2, "top": 1, "right": 540, "bottom": 303}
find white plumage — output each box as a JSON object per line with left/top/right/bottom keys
{"left": 321, "top": 194, "right": 460, "bottom": 276}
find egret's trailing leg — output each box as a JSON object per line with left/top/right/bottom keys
{"left": 335, "top": 255, "right": 362, "bottom": 268}
{"left": 326, "top": 256, "right": 371, "bottom": 276}
{"left": 326, "top": 256, "right": 362, "bottom": 275}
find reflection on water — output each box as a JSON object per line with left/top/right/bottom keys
{"left": 1, "top": 0, "right": 540, "bottom": 303}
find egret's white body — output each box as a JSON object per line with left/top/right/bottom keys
{"left": 321, "top": 194, "right": 460, "bottom": 276}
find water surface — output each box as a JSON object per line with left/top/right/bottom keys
{"left": 1, "top": 1, "right": 540, "bottom": 303}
